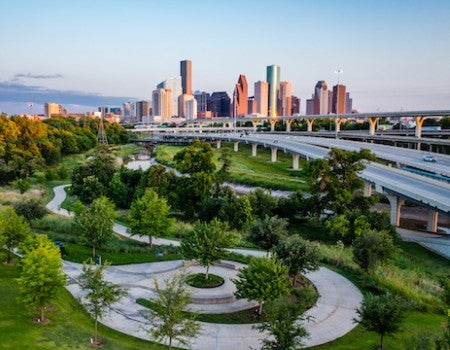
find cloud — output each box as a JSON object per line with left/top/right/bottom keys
{"left": 14, "top": 73, "right": 63, "bottom": 80}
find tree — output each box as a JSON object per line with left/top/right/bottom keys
{"left": 174, "top": 139, "right": 216, "bottom": 175}
{"left": 128, "top": 189, "right": 172, "bottom": 246}
{"left": 142, "top": 272, "right": 201, "bottom": 350}
{"left": 234, "top": 255, "right": 291, "bottom": 315}
{"left": 13, "top": 198, "right": 48, "bottom": 222}
{"left": 79, "top": 260, "right": 126, "bottom": 344}
{"left": 355, "top": 293, "right": 405, "bottom": 350}
{"left": 16, "top": 235, "right": 66, "bottom": 322}
{"left": 73, "top": 196, "right": 117, "bottom": 257}
{"left": 0, "top": 207, "right": 30, "bottom": 263}
{"left": 247, "top": 215, "right": 288, "bottom": 251}
{"left": 181, "top": 219, "right": 238, "bottom": 279}
{"left": 248, "top": 188, "right": 278, "bottom": 219}
{"left": 254, "top": 298, "right": 309, "bottom": 350}
{"left": 218, "top": 190, "right": 254, "bottom": 231}
{"left": 353, "top": 230, "right": 395, "bottom": 271}
{"left": 275, "top": 235, "right": 321, "bottom": 286}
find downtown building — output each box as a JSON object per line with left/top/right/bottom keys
{"left": 157, "top": 77, "right": 182, "bottom": 117}
{"left": 254, "top": 81, "right": 269, "bottom": 116}
{"left": 278, "top": 81, "right": 292, "bottom": 116}
{"left": 44, "top": 103, "right": 67, "bottom": 118}
{"left": 266, "top": 65, "right": 280, "bottom": 117}
{"left": 232, "top": 74, "right": 248, "bottom": 117}
{"left": 135, "top": 100, "right": 150, "bottom": 122}
{"left": 152, "top": 88, "right": 173, "bottom": 120}
{"left": 208, "top": 92, "right": 230, "bottom": 117}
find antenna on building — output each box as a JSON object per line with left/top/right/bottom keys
{"left": 97, "top": 116, "right": 108, "bottom": 145}
{"left": 28, "top": 102, "right": 33, "bottom": 116}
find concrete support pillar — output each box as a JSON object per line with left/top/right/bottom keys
{"left": 286, "top": 119, "right": 293, "bottom": 133}
{"left": 198, "top": 123, "right": 204, "bottom": 134}
{"left": 251, "top": 143, "right": 258, "bottom": 156}
{"left": 386, "top": 195, "right": 404, "bottom": 226}
{"left": 415, "top": 116, "right": 426, "bottom": 138}
{"left": 251, "top": 120, "right": 258, "bottom": 132}
{"left": 269, "top": 119, "right": 277, "bottom": 132}
{"left": 369, "top": 117, "right": 379, "bottom": 135}
{"left": 427, "top": 210, "right": 438, "bottom": 232}
{"left": 292, "top": 154, "right": 300, "bottom": 170}
{"left": 216, "top": 140, "right": 221, "bottom": 149}
{"left": 429, "top": 144, "right": 433, "bottom": 152}
{"left": 306, "top": 118, "right": 315, "bottom": 133}
{"left": 270, "top": 147, "right": 277, "bottom": 162}
{"left": 363, "top": 182, "right": 372, "bottom": 197}
{"left": 335, "top": 117, "right": 345, "bottom": 133}
{"left": 233, "top": 141, "right": 239, "bottom": 152}
{"left": 417, "top": 142, "right": 421, "bottom": 150}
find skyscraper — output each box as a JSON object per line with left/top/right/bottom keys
{"left": 178, "top": 93, "right": 197, "bottom": 119}
{"left": 291, "top": 96, "right": 300, "bottom": 115}
{"left": 314, "top": 81, "right": 329, "bottom": 115}
{"left": 157, "top": 77, "right": 182, "bottom": 116}
{"left": 254, "top": 81, "right": 269, "bottom": 116}
{"left": 44, "top": 103, "right": 66, "bottom": 117}
{"left": 266, "top": 65, "right": 280, "bottom": 117}
{"left": 135, "top": 101, "right": 150, "bottom": 122}
{"left": 345, "top": 92, "right": 353, "bottom": 113}
{"left": 278, "top": 81, "right": 292, "bottom": 116}
{"left": 152, "top": 89, "right": 172, "bottom": 119}
{"left": 232, "top": 74, "right": 248, "bottom": 117}
{"left": 180, "top": 60, "right": 192, "bottom": 95}
{"left": 332, "top": 84, "right": 347, "bottom": 114}
{"left": 208, "top": 92, "right": 230, "bottom": 117}
{"left": 194, "top": 90, "right": 209, "bottom": 112}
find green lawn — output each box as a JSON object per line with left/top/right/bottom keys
{"left": 0, "top": 263, "right": 172, "bottom": 349}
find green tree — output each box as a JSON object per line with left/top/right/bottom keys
{"left": 353, "top": 230, "right": 395, "bottom": 271}
{"left": 73, "top": 196, "right": 117, "bottom": 257}
{"left": 13, "top": 198, "right": 48, "bottom": 222}
{"left": 16, "top": 235, "right": 66, "bottom": 322}
{"left": 13, "top": 178, "right": 31, "bottom": 194}
{"left": 79, "top": 260, "right": 126, "bottom": 344}
{"left": 218, "top": 191, "right": 254, "bottom": 231}
{"left": 234, "top": 255, "right": 291, "bottom": 315}
{"left": 355, "top": 293, "right": 405, "bottom": 350}
{"left": 275, "top": 235, "right": 321, "bottom": 286}
{"left": 248, "top": 188, "right": 278, "bottom": 219}
{"left": 174, "top": 139, "right": 216, "bottom": 174}
{"left": 128, "top": 189, "right": 172, "bottom": 246}
{"left": 0, "top": 207, "right": 30, "bottom": 263}
{"left": 142, "top": 272, "right": 201, "bottom": 350}
{"left": 254, "top": 298, "right": 309, "bottom": 350}
{"left": 247, "top": 215, "right": 288, "bottom": 251}
{"left": 181, "top": 219, "right": 238, "bottom": 279}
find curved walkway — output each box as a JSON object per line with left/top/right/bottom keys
{"left": 47, "top": 185, "right": 363, "bottom": 349}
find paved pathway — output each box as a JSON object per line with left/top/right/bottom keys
{"left": 48, "top": 185, "right": 363, "bottom": 349}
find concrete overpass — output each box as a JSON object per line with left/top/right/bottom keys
{"left": 138, "top": 132, "right": 450, "bottom": 233}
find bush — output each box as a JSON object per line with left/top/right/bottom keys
{"left": 13, "top": 198, "right": 48, "bottom": 222}
{"left": 353, "top": 230, "right": 395, "bottom": 271}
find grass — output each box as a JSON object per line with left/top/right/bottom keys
{"left": 186, "top": 273, "right": 224, "bottom": 288}
{"left": 0, "top": 262, "right": 172, "bottom": 349}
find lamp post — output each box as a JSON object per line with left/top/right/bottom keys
{"left": 334, "top": 70, "right": 343, "bottom": 138}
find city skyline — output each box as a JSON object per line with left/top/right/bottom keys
{"left": 1, "top": 0, "right": 449, "bottom": 115}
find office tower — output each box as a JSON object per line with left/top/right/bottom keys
{"left": 123, "top": 102, "right": 132, "bottom": 119}
{"left": 278, "top": 81, "right": 292, "bottom": 116}
{"left": 266, "top": 65, "right": 280, "bottom": 117}
{"left": 328, "top": 90, "right": 333, "bottom": 114}
{"left": 152, "top": 89, "right": 173, "bottom": 119}
{"left": 178, "top": 93, "right": 197, "bottom": 119}
{"left": 44, "top": 103, "right": 66, "bottom": 117}
{"left": 194, "top": 90, "right": 210, "bottom": 112}
{"left": 208, "top": 91, "right": 230, "bottom": 117}
{"left": 332, "top": 84, "right": 347, "bottom": 114}
{"left": 313, "top": 81, "right": 329, "bottom": 115}
{"left": 254, "top": 81, "right": 269, "bottom": 116}
{"left": 109, "top": 107, "right": 122, "bottom": 116}
{"left": 291, "top": 96, "right": 300, "bottom": 115}
{"left": 98, "top": 106, "right": 109, "bottom": 117}
{"left": 135, "top": 100, "right": 150, "bottom": 122}
{"left": 232, "top": 74, "right": 248, "bottom": 117}
{"left": 180, "top": 60, "right": 192, "bottom": 95}
{"left": 306, "top": 98, "right": 315, "bottom": 115}
{"left": 248, "top": 96, "right": 256, "bottom": 114}
{"left": 157, "top": 77, "right": 182, "bottom": 116}
{"left": 345, "top": 92, "right": 353, "bottom": 113}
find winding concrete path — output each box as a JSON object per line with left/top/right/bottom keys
{"left": 47, "top": 185, "right": 363, "bottom": 349}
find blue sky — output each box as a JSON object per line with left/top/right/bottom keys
{"left": 1, "top": 0, "right": 449, "bottom": 115}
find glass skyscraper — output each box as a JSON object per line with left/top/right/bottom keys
{"left": 266, "top": 65, "right": 280, "bottom": 117}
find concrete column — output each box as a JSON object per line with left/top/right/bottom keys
{"left": 270, "top": 147, "right": 277, "bottom": 162}
{"left": 251, "top": 143, "right": 258, "bottom": 156}
{"left": 429, "top": 144, "right": 433, "bottom": 152}
{"left": 335, "top": 117, "right": 345, "bottom": 133}
{"left": 216, "top": 140, "right": 221, "bottom": 149}
{"left": 386, "top": 194, "right": 404, "bottom": 226}
{"left": 369, "top": 117, "right": 379, "bottom": 135}
{"left": 427, "top": 210, "right": 438, "bottom": 232}
{"left": 292, "top": 154, "right": 300, "bottom": 170}
{"left": 233, "top": 141, "right": 239, "bottom": 152}
{"left": 363, "top": 182, "right": 372, "bottom": 197}
{"left": 415, "top": 116, "right": 426, "bottom": 138}
{"left": 269, "top": 119, "right": 277, "bottom": 132}
{"left": 417, "top": 142, "right": 421, "bottom": 150}
{"left": 306, "top": 118, "right": 315, "bottom": 132}
{"left": 286, "top": 119, "right": 293, "bottom": 133}
{"left": 251, "top": 120, "right": 258, "bottom": 132}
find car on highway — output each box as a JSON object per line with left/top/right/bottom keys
{"left": 422, "top": 154, "right": 436, "bottom": 162}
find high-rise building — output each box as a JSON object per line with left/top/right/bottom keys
{"left": 332, "top": 84, "right": 347, "bottom": 114}
{"left": 345, "top": 92, "right": 353, "bottom": 113}
{"left": 232, "top": 74, "right": 248, "bottom": 117}
{"left": 180, "top": 60, "right": 192, "bottom": 95}
{"left": 313, "top": 81, "right": 329, "bottom": 115}
{"left": 254, "top": 81, "right": 269, "bottom": 116}
{"left": 208, "top": 92, "right": 230, "bottom": 117}
{"left": 123, "top": 102, "right": 132, "bottom": 119}
{"left": 194, "top": 90, "right": 210, "bottom": 112}
{"left": 157, "top": 77, "right": 182, "bottom": 116}
{"left": 135, "top": 100, "right": 150, "bottom": 122}
{"left": 291, "top": 96, "right": 300, "bottom": 115}
{"left": 306, "top": 98, "right": 315, "bottom": 115}
{"left": 248, "top": 97, "right": 256, "bottom": 114}
{"left": 178, "top": 93, "right": 197, "bottom": 119}
{"left": 266, "top": 65, "right": 280, "bottom": 117}
{"left": 278, "top": 81, "right": 292, "bottom": 116}
{"left": 152, "top": 89, "right": 173, "bottom": 119}
{"left": 44, "top": 103, "right": 67, "bottom": 117}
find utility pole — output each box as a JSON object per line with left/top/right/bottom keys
{"left": 97, "top": 116, "right": 108, "bottom": 145}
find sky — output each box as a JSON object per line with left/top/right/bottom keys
{"left": 1, "top": 0, "right": 449, "bottom": 115}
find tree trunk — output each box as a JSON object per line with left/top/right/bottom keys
{"left": 149, "top": 235, "right": 153, "bottom": 247}
{"left": 292, "top": 274, "right": 297, "bottom": 287}
{"left": 205, "top": 264, "right": 210, "bottom": 280}
{"left": 92, "top": 246, "right": 96, "bottom": 259}
{"left": 258, "top": 302, "right": 264, "bottom": 315}
{"left": 169, "top": 336, "right": 172, "bottom": 350}
{"left": 380, "top": 332, "right": 384, "bottom": 349}
{"left": 40, "top": 307, "right": 45, "bottom": 322}
{"left": 94, "top": 317, "right": 98, "bottom": 342}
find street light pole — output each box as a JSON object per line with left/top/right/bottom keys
{"left": 334, "top": 70, "right": 343, "bottom": 139}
